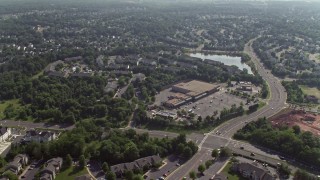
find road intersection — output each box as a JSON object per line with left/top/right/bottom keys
{"left": 1, "top": 36, "right": 315, "bottom": 179}
{"left": 166, "top": 36, "right": 288, "bottom": 179}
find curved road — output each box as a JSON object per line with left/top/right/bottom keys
{"left": 167, "top": 36, "right": 288, "bottom": 180}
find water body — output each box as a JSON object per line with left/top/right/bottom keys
{"left": 189, "top": 53, "right": 253, "bottom": 74}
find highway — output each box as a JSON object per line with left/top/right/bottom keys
{"left": 167, "top": 36, "right": 288, "bottom": 180}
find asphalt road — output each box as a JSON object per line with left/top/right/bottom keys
{"left": 20, "top": 160, "right": 43, "bottom": 180}
{"left": 167, "top": 36, "right": 288, "bottom": 180}
{"left": 145, "top": 155, "right": 183, "bottom": 180}
{"left": 0, "top": 120, "right": 75, "bottom": 130}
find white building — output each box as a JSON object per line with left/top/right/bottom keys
{"left": 0, "top": 127, "right": 11, "bottom": 142}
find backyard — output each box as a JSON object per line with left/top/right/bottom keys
{"left": 56, "top": 166, "right": 89, "bottom": 180}
{"left": 221, "top": 162, "right": 246, "bottom": 180}
{"left": 300, "top": 85, "right": 320, "bottom": 99}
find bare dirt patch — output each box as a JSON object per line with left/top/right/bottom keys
{"left": 269, "top": 109, "right": 320, "bottom": 136}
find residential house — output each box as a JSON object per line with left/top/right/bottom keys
{"left": 5, "top": 154, "right": 29, "bottom": 175}
{"left": 64, "top": 56, "right": 83, "bottom": 62}
{"left": 0, "top": 127, "right": 11, "bottom": 142}
{"left": 110, "top": 155, "right": 162, "bottom": 177}
{"left": 232, "top": 162, "right": 275, "bottom": 180}
{"left": 24, "top": 130, "right": 57, "bottom": 143}
{"left": 110, "top": 70, "right": 132, "bottom": 76}
{"left": 306, "top": 95, "right": 319, "bottom": 104}
{"left": 105, "top": 80, "right": 118, "bottom": 93}
{"left": 40, "top": 157, "right": 63, "bottom": 180}
{"left": 47, "top": 71, "right": 67, "bottom": 78}
{"left": 71, "top": 72, "right": 93, "bottom": 77}
{"left": 133, "top": 73, "right": 146, "bottom": 82}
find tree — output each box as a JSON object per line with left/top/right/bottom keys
{"left": 183, "top": 146, "right": 193, "bottom": 159}
{"left": 292, "top": 125, "right": 301, "bottom": 135}
{"left": 294, "top": 169, "right": 317, "bottom": 180}
{"left": 124, "top": 142, "right": 140, "bottom": 161}
{"left": 102, "top": 162, "right": 109, "bottom": 173}
{"left": 125, "top": 170, "right": 134, "bottom": 180}
{"left": 65, "top": 154, "right": 72, "bottom": 168}
{"left": 132, "top": 174, "right": 144, "bottom": 180}
{"left": 189, "top": 171, "right": 196, "bottom": 180}
{"left": 3, "top": 171, "right": 18, "bottom": 180}
{"left": 0, "top": 156, "right": 6, "bottom": 168}
{"left": 198, "top": 164, "right": 206, "bottom": 175}
{"left": 220, "top": 147, "right": 232, "bottom": 157}
{"left": 211, "top": 149, "right": 219, "bottom": 158}
{"left": 79, "top": 155, "right": 86, "bottom": 169}
{"left": 177, "top": 143, "right": 185, "bottom": 155}
{"left": 278, "top": 163, "right": 291, "bottom": 177}
{"left": 205, "top": 160, "right": 213, "bottom": 169}
{"left": 106, "top": 171, "right": 116, "bottom": 180}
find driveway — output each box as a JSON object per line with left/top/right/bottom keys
{"left": 20, "top": 160, "right": 43, "bottom": 180}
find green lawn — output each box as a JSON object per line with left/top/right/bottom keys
{"left": 258, "top": 101, "right": 266, "bottom": 109}
{"left": 55, "top": 167, "right": 89, "bottom": 180}
{"left": 31, "top": 70, "right": 44, "bottom": 79}
{"left": 221, "top": 162, "right": 247, "bottom": 180}
{"left": 299, "top": 85, "right": 320, "bottom": 99}
{"left": 0, "top": 99, "right": 21, "bottom": 119}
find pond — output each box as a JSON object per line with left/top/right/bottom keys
{"left": 189, "top": 53, "right": 253, "bottom": 74}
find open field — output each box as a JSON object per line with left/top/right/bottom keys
{"left": 299, "top": 85, "right": 320, "bottom": 99}
{"left": 31, "top": 70, "right": 44, "bottom": 79}
{"left": 56, "top": 166, "right": 89, "bottom": 180}
{"left": 270, "top": 109, "right": 320, "bottom": 136}
{"left": 0, "top": 99, "right": 21, "bottom": 119}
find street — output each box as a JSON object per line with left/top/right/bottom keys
{"left": 167, "top": 35, "right": 288, "bottom": 180}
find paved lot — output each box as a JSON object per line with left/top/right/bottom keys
{"left": 154, "top": 86, "right": 247, "bottom": 119}
{"left": 20, "top": 160, "right": 43, "bottom": 180}
{"left": 88, "top": 160, "right": 105, "bottom": 180}
{"left": 145, "top": 155, "right": 183, "bottom": 180}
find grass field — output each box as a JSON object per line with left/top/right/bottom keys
{"left": 55, "top": 167, "right": 89, "bottom": 180}
{"left": 221, "top": 162, "right": 246, "bottom": 180}
{"left": 31, "top": 70, "right": 44, "bottom": 79}
{"left": 0, "top": 99, "right": 21, "bottom": 119}
{"left": 299, "top": 85, "right": 320, "bottom": 99}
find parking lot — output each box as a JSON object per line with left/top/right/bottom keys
{"left": 177, "top": 89, "right": 247, "bottom": 118}
{"left": 153, "top": 86, "right": 248, "bottom": 119}
{"left": 20, "top": 160, "right": 43, "bottom": 179}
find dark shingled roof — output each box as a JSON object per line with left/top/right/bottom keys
{"left": 0, "top": 127, "right": 7, "bottom": 136}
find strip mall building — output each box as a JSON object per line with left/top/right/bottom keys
{"left": 164, "top": 80, "right": 220, "bottom": 108}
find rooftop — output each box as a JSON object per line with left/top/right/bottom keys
{"left": 173, "top": 80, "right": 218, "bottom": 95}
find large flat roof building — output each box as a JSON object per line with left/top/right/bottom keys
{"left": 172, "top": 80, "right": 219, "bottom": 97}
{"left": 165, "top": 80, "right": 220, "bottom": 108}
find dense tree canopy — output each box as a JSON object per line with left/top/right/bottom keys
{"left": 234, "top": 118, "right": 320, "bottom": 167}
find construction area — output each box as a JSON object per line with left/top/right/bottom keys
{"left": 269, "top": 109, "right": 320, "bottom": 137}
